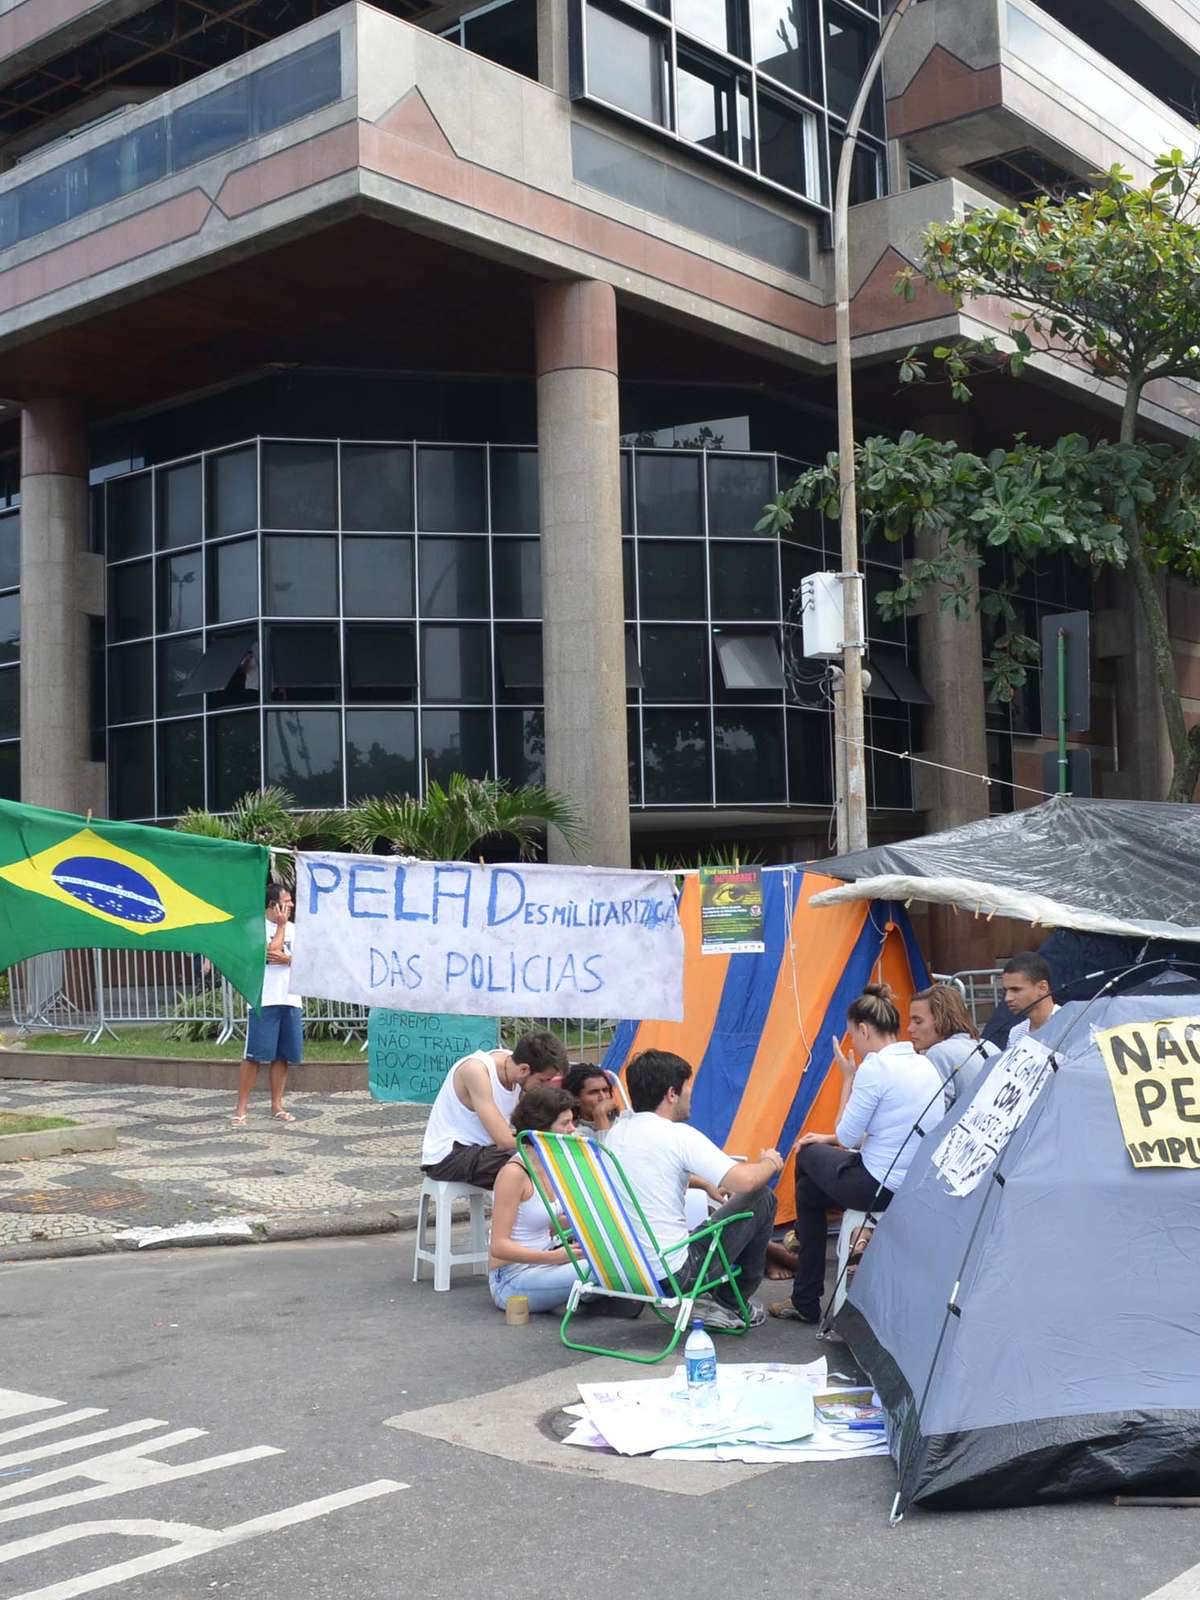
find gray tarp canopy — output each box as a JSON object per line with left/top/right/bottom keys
{"left": 808, "top": 795, "right": 1200, "bottom": 945}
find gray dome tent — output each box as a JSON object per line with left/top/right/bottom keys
{"left": 839, "top": 971, "right": 1200, "bottom": 1515}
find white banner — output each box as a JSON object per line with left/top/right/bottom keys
{"left": 290, "top": 853, "right": 684, "bottom": 1020}
{"left": 931, "top": 1035, "right": 1053, "bottom": 1197}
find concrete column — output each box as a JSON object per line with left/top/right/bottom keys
{"left": 912, "top": 412, "right": 989, "bottom": 835}
{"left": 535, "top": 278, "right": 630, "bottom": 867}
{"left": 536, "top": 0, "right": 570, "bottom": 95}
{"left": 20, "top": 399, "right": 104, "bottom": 816}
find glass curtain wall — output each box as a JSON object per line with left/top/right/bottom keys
{"left": 102, "top": 436, "right": 916, "bottom": 820}
{"left": 573, "top": 0, "right": 886, "bottom": 211}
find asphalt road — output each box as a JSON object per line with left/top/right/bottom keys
{"left": 1, "top": 1236, "right": 1198, "bottom": 1600}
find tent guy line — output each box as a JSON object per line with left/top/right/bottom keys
{"left": 832, "top": 734, "right": 1058, "bottom": 800}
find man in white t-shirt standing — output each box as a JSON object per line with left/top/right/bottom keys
{"left": 420, "top": 1030, "right": 567, "bottom": 1189}
{"left": 605, "top": 1050, "right": 782, "bottom": 1330}
{"left": 234, "top": 882, "right": 303, "bottom": 1125}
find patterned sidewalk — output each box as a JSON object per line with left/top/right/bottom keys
{"left": 0, "top": 1078, "right": 429, "bottom": 1249}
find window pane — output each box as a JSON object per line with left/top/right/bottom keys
{"left": 715, "top": 709, "right": 785, "bottom": 802}
{"left": 266, "top": 708, "right": 343, "bottom": 807}
{"left": 490, "top": 450, "right": 539, "bottom": 534}
{"left": 462, "top": 0, "right": 539, "bottom": 78}
{"left": 209, "top": 447, "right": 257, "bottom": 537}
{"left": 868, "top": 711, "right": 913, "bottom": 808}
{"left": 635, "top": 454, "right": 702, "bottom": 535}
{"left": 108, "top": 642, "right": 152, "bottom": 724}
{"left": 417, "top": 447, "right": 485, "bottom": 532}
{"left": 158, "top": 550, "right": 203, "bottom": 633}
{"left": 345, "top": 623, "right": 417, "bottom": 703}
{"left": 157, "top": 633, "right": 204, "bottom": 718}
{"left": 346, "top": 709, "right": 417, "bottom": 801}
{"left": 107, "top": 474, "right": 153, "bottom": 562}
{"left": 171, "top": 76, "right": 251, "bottom": 167}
{"left": 421, "top": 624, "right": 492, "bottom": 702}
{"left": 341, "top": 444, "right": 413, "bottom": 532}
{"left": 707, "top": 455, "right": 773, "bottom": 536}
{"left": 252, "top": 34, "right": 341, "bottom": 134}
{"left": 265, "top": 623, "right": 340, "bottom": 702}
{"left": 108, "top": 560, "right": 153, "bottom": 642}
{"left": 642, "top": 709, "right": 710, "bottom": 803}
{"left": 627, "top": 708, "right": 641, "bottom": 804}
{"left": 344, "top": 536, "right": 414, "bottom": 617}
{"left": 866, "top": 565, "right": 905, "bottom": 644}
{"left": 419, "top": 537, "right": 489, "bottom": 617}
{"left": 788, "top": 708, "right": 833, "bottom": 805}
{"left": 676, "top": 51, "right": 742, "bottom": 163}
{"left": 714, "top": 629, "right": 785, "bottom": 697}
{"left": 208, "top": 536, "right": 258, "bottom": 624}
{"left": 209, "top": 711, "right": 261, "bottom": 810}
{"left": 262, "top": 442, "right": 336, "bottom": 530}
{"left": 829, "top": 130, "right": 884, "bottom": 204}
{"left": 492, "top": 539, "right": 541, "bottom": 617}
{"left": 422, "top": 708, "right": 493, "bottom": 786}
{"left": 157, "top": 460, "right": 202, "bottom": 549}
{"left": 109, "top": 724, "right": 154, "bottom": 819}
{"left": 585, "top": 3, "right": 667, "bottom": 126}
{"left": 757, "top": 93, "right": 816, "bottom": 197}
{"left": 676, "top": 0, "right": 736, "bottom": 53}
{"left": 0, "top": 741, "right": 18, "bottom": 801}
{"left": 0, "top": 513, "right": 18, "bottom": 591}
{"left": 623, "top": 541, "right": 635, "bottom": 620}
{"left": 709, "top": 542, "right": 779, "bottom": 620}
{"left": 263, "top": 534, "right": 337, "bottom": 616}
{"left": 638, "top": 541, "right": 705, "bottom": 620}
{"left": 495, "top": 625, "right": 543, "bottom": 703}
{"left": 752, "top": 0, "right": 818, "bottom": 94}
{"left": 496, "top": 707, "right": 545, "bottom": 787}
{"left": 640, "top": 625, "right": 709, "bottom": 700}
{"left": 74, "top": 120, "right": 166, "bottom": 213}
{"left": 205, "top": 626, "right": 259, "bottom": 709}
{"left": 0, "top": 593, "right": 18, "bottom": 665}
{"left": 158, "top": 717, "right": 204, "bottom": 816}
{"left": 826, "top": 8, "right": 880, "bottom": 127}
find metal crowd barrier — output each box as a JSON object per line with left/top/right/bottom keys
{"left": 933, "top": 967, "right": 1005, "bottom": 1030}
{"left": 5, "top": 948, "right": 619, "bottom": 1058}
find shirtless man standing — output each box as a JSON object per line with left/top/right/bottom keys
{"left": 419, "top": 1030, "right": 567, "bottom": 1189}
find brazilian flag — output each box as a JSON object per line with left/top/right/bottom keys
{"left": 0, "top": 799, "right": 269, "bottom": 1006}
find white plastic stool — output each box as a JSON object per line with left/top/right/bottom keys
{"left": 412, "top": 1178, "right": 490, "bottom": 1292}
{"left": 833, "top": 1208, "right": 870, "bottom": 1313}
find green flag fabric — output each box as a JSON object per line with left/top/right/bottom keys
{"left": 0, "top": 799, "right": 269, "bottom": 1006}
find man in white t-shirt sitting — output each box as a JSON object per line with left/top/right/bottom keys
{"left": 605, "top": 1050, "right": 782, "bottom": 1330}
{"left": 999, "top": 951, "right": 1059, "bottom": 1043}
{"left": 420, "top": 1030, "right": 567, "bottom": 1190}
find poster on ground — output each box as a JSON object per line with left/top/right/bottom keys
{"left": 1095, "top": 1013, "right": 1200, "bottom": 1169}
{"left": 367, "top": 1009, "right": 498, "bottom": 1104}
{"left": 291, "top": 854, "right": 683, "bottom": 1020}
{"left": 698, "top": 867, "right": 765, "bottom": 954}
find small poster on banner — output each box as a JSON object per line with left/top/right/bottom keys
{"left": 1095, "top": 1014, "right": 1200, "bottom": 1169}
{"left": 368, "top": 1008, "right": 498, "bottom": 1104}
{"left": 699, "top": 867, "right": 765, "bottom": 954}
{"left": 932, "top": 1035, "right": 1052, "bottom": 1196}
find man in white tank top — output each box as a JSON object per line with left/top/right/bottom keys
{"left": 420, "top": 1029, "right": 567, "bottom": 1189}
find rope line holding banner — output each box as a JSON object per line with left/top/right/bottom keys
{"left": 831, "top": 733, "right": 1058, "bottom": 800}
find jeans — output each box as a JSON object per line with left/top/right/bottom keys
{"left": 673, "top": 1186, "right": 777, "bottom": 1309}
{"left": 489, "top": 1261, "right": 579, "bottom": 1314}
{"left": 791, "top": 1144, "right": 892, "bottom": 1317}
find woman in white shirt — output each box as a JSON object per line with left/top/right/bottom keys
{"left": 909, "top": 982, "right": 998, "bottom": 1110}
{"left": 770, "top": 983, "right": 944, "bottom": 1325}
{"left": 488, "top": 1085, "right": 581, "bottom": 1314}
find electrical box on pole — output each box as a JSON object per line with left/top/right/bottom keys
{"left": 800, "top": 573, "right": 844, "bottom": 658}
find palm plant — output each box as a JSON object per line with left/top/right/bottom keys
{"left": 174, "top": 786, "right": 342, "bottom": 882}
{"left": 334, "top": 774, "right": 583, "bottom": 861}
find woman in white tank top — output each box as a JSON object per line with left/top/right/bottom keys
{"left": 488, "top": 1085, "right": 581, "bottom": 1314}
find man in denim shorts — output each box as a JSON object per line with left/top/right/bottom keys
{"left": 233, "top": 883, "right": 302, "bottom": 1124}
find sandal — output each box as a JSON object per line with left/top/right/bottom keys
{"left": 231, "top": 1114, "right": 247, "bottom": 1125}
{"left": 272, "top": 1109, "right": 296, "bottom": 1122}
{"left": 768, "top": 1301, "right": 820, "bottom": 1325}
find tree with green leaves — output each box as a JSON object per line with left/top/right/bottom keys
{"left": 761, "top": 151, "right": 1200, "bottom": 801}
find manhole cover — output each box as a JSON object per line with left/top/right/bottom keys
{"left": 0, "top": 1188, "right": 147, "bottom": 1214}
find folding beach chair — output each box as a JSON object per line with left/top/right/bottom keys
{"left": 517, "top": 1129, "right": 754, "bottom": 1365}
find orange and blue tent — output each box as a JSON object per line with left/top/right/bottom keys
{"left": 601, "top": 866, "right": 929, "bottom": 1223}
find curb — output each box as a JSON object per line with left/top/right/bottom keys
{"left": 0, "top": 1205, "right": 420, "bottom": 1265}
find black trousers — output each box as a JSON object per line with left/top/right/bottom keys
{"left": 791, "top": 1144, "right": 892, "bottom": 1316}
{"left": 674, "top": 1185, "right": 777, "bottom": 1308}
{"left": 421, "top": 1141, "right": 511, "bottom": 1190}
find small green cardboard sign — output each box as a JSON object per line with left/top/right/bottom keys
{"left": 367, "top": 1008, "right": 499, "bottom": 1103}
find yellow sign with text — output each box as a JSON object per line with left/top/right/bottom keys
{"left": 1096, "top": 1015, "right": 1200, "bottom": 1170}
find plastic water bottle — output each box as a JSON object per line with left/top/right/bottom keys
{"left": 684, "top": 1320, "right": 719, "bottom": 1420}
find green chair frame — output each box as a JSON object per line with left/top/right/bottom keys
{"left": 517, "top": 1129, "right": 753, "bottom": 1365}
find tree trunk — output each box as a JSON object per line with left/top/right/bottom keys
{"left": 1119, "top": 382, "right": 1194, "bottom": 802}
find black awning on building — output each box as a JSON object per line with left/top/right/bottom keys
{"left": 179, "top": 633, "right": 255, "bottom": 697}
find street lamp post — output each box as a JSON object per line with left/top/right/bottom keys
{"left": 833, "top": 0, "right": 917, "bottom": 852}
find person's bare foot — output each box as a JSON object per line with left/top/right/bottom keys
{"left": 765, "top": 1241, "right": 798, "bottom": 1279}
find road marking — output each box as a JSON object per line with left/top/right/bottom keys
{"left": 0, "top": 1413, "right": 107, "bottom": 1449}
{"left": 1142, "top": 1563, "right": 1200, "bottom": 1600}
{"left": 0, "top": 1422, "right": 168, "bottom": 1471}
{"left": 0, "top": 1483, "right": 407, "bottom": 1600}
{"left": 0, "top": 1432, "right": 207, "bottom": 1510}
{"left": 0, "top": 1394, "right": 63, "bottom": 1422}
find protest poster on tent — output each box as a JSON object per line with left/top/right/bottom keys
{"left": 1095, "top": 1014, "right": 1200, "bottom": 1169}
{"left": 698, "top": 867, "right": 765, "bottom": 954}
{"left": 291, "top": 854, "right": 683, "bottom": 1020}
{"left": 931, "top": 1035, "right": 1053, "bottom": 1197}
{"left": 367, "top": 1008, "right": 498, "bottom": 1103}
